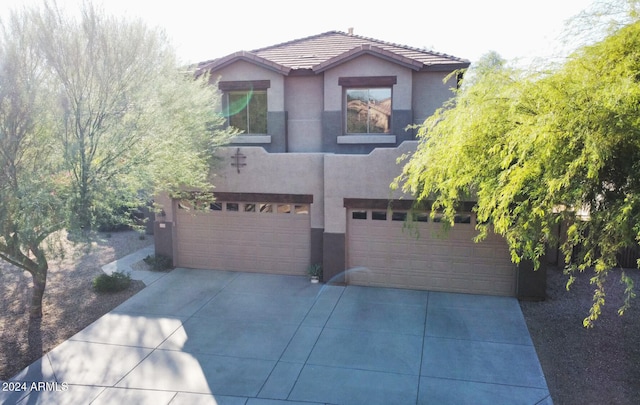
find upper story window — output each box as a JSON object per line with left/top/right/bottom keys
{"left": 345, "top": 88, "right": 391, "bottom": 134}
{"left": 219, "top": 80, "right": 270, "bottom": 135}
{"left": 339, "top": 76, "right": 396, "bottom": 135}
{"left": 226, "top": 90, "right": 267, "bottom": 134}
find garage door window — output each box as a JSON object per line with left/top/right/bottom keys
{"left": 213, "top": 201, "right": 309, "bottom": 215}
{"left": 413, "top": 212, "right": 429, "bottom": 222}
{"left": 454, "top": 214, "right": 472, "bottom": 224}
{"left": 392, "top": 212, "right": 407, "bottom": 221}
{"left": 178, "top": 197, "right": 314, "bottom": 217}
{"left": 372, "top": 211, "right": 387, "bottom": 220}
{"left": 295, "top": 204, "right": 309, "bottom": 215}
{"left": 352, "top": 211, "right": 367, "bottom": 220}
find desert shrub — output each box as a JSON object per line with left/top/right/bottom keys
{"left": 93, "top": 271, "right": 131, "bottom": 292}
{"left": 143, "top": 254, "right": 173, "bottom": 272}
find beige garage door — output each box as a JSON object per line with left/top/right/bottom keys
{"left": 175, "top": 201, "right": 310, "bottom": 275}
{"left": 347, "top": 209, "right": 516, "bottom": 296}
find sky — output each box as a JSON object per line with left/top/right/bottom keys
{"left": 2, "top": 0, "right": 598, "bottom": 66}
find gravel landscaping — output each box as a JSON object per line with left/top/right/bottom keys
{"left": 520, "top": 266, "right": 640, "bottom": 405}
{"left": 1, "top": 231, "right": 639, "bottom": 404}
{"left": 0, "top": 230, "right": 151, "bottom": 381}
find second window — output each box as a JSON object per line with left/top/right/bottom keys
{"left": 345, "top": 88, "right": 391, "bottom": 134}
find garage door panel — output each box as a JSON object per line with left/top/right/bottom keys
{"left": 474, "top": 263, "right": 515, "bottom": 277}
{"left": 389, "top": 258, "right": 411, "bottom": 269}
{"left": 347, "top": 210, "right": 515, "bottom": 296}
{"left": 293, "top": 248, "right": 309, "bottom": 259}
{"left": 176, "top": 203, "right": 310, "bottom": 275}
{"left": 473, "top": 245, "right": 503, "bottom": 259}
{"left": 409, "top": 259, "right": 427, "bottom": 271}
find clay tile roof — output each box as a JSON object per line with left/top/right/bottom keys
{"left": 198, "top": 51, "right": 291, "bottom": 75}
{"left": 198, "top": 31, "right": 469, "bottom": 74}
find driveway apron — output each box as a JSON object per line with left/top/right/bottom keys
{"left": 4, "top": 267, "right": 552, "bottom": 405}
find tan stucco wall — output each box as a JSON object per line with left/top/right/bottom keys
{"left": 323, "top": 141, "right": 417, "bottom": 233}
{"left": 412, "top": 71, "right": 457, "bottom": 125}
{"left": 212, "top": 60, "right": 285, "bottom": 112}
{"left": 195, "top": 142, "right": 417, "bottom": 233}
{"left": 323, "top": 54, "right": 413, "bottom": 111}
{"left": 209, "top": 147, "right": 325, "bottom": 229}
{"left": 285, "top": 75, "right": 323, "bottom": 152}
{"left": 155, "top": 192, "right": 174, "bottom": 222}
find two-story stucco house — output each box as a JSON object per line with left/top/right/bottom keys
{"left": 153, "top": 31, "right": 527, "bottom": 297}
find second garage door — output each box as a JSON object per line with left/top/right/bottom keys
{"left": 175, "top": 201, "right": 310, "bottom": 275}
{"left": 347, "top": 209, "right": 516, "bottom": 296}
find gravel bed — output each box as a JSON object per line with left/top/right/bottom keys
{"left": 0, "top": 230, "right": 152, "bottom": 380}
{"left": 520, "top": 266, "right": 640, "bottom": 405}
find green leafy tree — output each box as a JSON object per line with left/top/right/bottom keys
{"left": 0, "top": 8, "right": 67, "bottom": 318}
{"left": 31, "top": 1, "right": 231, "bottom": 231}
{"left": 0, "top": 2, "right": 233, "bottom": 318}
{"left": 395, "top": 17, "right": 640, "bottom": 327}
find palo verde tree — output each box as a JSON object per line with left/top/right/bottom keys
{"left": 0, "top": 1, "right": 233, "bottom": 318}
{"left": 31, "top": 1, "right": 233, "bottom": 231}
{"left": 395, "top": 10, "right": 640, "bottom": 327}
{"left": 0, "top": 9, "right": 67, "bottom": 318}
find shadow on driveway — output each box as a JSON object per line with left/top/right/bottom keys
{"left": 4, "top": 267, "right": 552, "bottom": 405}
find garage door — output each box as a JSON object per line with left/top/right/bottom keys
{"left": 175, "top": 201, "right": 310, "bottom": 275}
{"left": 347, "top": 209, "right": 516, "bottom": 296}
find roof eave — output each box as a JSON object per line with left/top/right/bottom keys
{"left": 198, "top": 51, "right": 292, "bottom": 76}
{"left": 419, "top": 62, "right": 470, "bottom": 72}
{"left": 288, "top": 68, "right": 316, "bottom": 76}
{"left": 312, "top": 45, "right": 424, "bottom": 73}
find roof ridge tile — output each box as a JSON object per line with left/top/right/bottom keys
{"left": 344, "top": 31, "right": 469, "bottom": 62}
{"left": 250, "top": 30, "right": 342, "bottom": 53}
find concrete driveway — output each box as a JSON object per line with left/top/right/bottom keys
{"left": 5, "top": 266, "right": 552, "bottom": 405}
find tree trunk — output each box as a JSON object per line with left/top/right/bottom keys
{"left": 74, "top": 181, "right": 93, "bottom": 232}
{"left": 29, "top": 267, "right": 47, "bottom": 319}
{"left": 27, "top": 316, "right": 43, "bottom": 358}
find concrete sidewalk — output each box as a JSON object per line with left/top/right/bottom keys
{"left": 100, "top": 245, "right": 166, "bottom": 286}
{"left": 4, "top": 252, "right": 552, "bottom": 404}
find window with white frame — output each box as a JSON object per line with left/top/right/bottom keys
{"left": 226, "top": 90, "right": 267, "bottom": 134}
{"left": 219, "top": 80, "right": 270, "bottom": 135}
{"left": 339, "top": 76, "right": 396, "bottom": 135}
{"left": 345, "top": 87, "right": 391, "bottom": 134}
